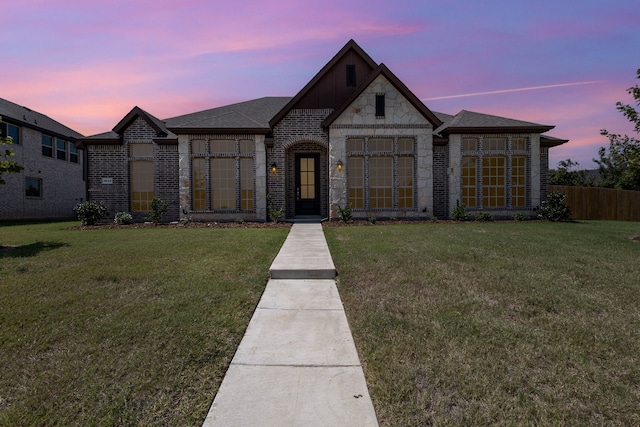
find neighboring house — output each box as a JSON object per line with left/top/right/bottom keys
{"left": 0, "top": 98, "right": 85, "bottom": 220}
{"left": 79, "top": 40, "right": 567, "bottom": 222}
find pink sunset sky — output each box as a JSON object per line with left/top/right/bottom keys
{"left": 2, "top": 0, "right": 638, "bottom": 168}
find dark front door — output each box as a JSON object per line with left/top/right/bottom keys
{"left": 295, "top": 154, "right": 320, "bottom": 215}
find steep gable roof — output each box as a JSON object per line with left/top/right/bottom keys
{"left": 322, "top": 63, "right": 443, "bottom": 128}
{"left": 435, "top": 109, "right": 554, "bottom": 134}
{"left": 81, "top": 106, "right": 177, "bottom": 145}
{"left": 113, "top": 106, "right": 173, "bottom": 139}
{"left": 166, "top": 97, "right": 290, "bottom": 134}
{"left": 0, "top": 97, "right": 83, "bottom": 140}
{"left": 269, "top": 39, "right": 378, "bottom": 128}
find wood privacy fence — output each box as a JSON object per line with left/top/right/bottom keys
{"left": 549, "top": 185, "right": 640, "bottom": 221}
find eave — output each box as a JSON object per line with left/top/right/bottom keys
{"left": 440, "top": 126, "right": 555, "bottom": 135}
{"left": 166, "top": 127, "right": 271, "bottom": 135}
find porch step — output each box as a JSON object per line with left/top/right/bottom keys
{"left": 287, "top": 215, "right": 323, "bottom": 224}
{"left": 269, "top": 223, "right": 336, "bottom": 279}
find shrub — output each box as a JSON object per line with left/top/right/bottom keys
{"left": 475, "top": 212, "right": 493, "bottom": 222}
{"left": 114, "top": 212, "right": 133, "bottom": 225}
{"left": 145, "top": 197, "right": 168, "bottom": 223}
{"left": 538, "top": 191, "right": 571, "bottom": 222}
{"left": 267, "top": 194, "right": 285, "bottom": 223}
{"left": 513, "top": 212, "right": 530, "bottom": 221}
{"left": 74, "top": 201, "right": 107, "bottom": 226}
{"left": 368, "top": 216, "right": 377, "bottom": 224}
{"left": 451, "top": 200, "right": 469, "bottom": 221}
{"left": 337, "top": 204, "right": 352, "bottom": 223}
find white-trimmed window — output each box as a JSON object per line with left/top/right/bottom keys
{"left": 1, "top": 123, "right": 20, "bottom": 144}
{"left": 42, "top": 135, "right": 53, "bottom": 157}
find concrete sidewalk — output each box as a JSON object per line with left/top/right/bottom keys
{"left": 202, "top": 224, "right": 379, "bottom": 426}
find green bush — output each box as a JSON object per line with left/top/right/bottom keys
{"left": 513, "top": 212, "right": 530, "bottom": 221}
{"left": 145, "top": 197, "right": 168, "bottom": 223}
{"left": 74, "top": 201, "right": 107, "bottom": 226}
{"left": 538, "top": 191, "right": 571, "bottom": 221}
{"left": 451, "top": 200, "right": 469, "bottom": 221}
{"left": 337, "top": 204, "right": 352, "bottom": 223}
{"left": 267, "top": 194, "right": 285, "bottom": 223}
{"left": 114, "top": 212, "right": 133, "bottom": 225}
{"left": 475, "top": 211, "right": 493, "bottom": 222}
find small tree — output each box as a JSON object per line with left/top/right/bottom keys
{"left": 145, "top": 197, "right": 168, "bottom": 223}
{"left": 1, "top": 117, "right": 24, "bottom": 184}
{"left": 451, "top": 200, "right": 469, "bottom": 221}
{"left": 596, "top": 68, "right": 640, "bottom": 191}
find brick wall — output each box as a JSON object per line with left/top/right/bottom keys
{"left": 540, "top": 147, "right": 549, "bottom": 202}
{"left": 87, "top": 144, "right": 128, "bottom": 216}
{"left": 0, "top": 125, "right": 85, "bottom": 220}
{"left": 86, "top": 117, "right": 180, "bottom": 221}
{"left": 433, "top": 144, "right": 449, "bottom": 218}
{"left": 156, "top": 144, "right": 180, "bottom": 220}
{"left": 271, "top": 109, "right": 332, "bottom": 218}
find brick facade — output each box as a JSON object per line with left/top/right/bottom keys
{"left": 433, "top": 144, "right": 449, "bottom": 218}
{"left": 86, "top": 117, "right": 180, "bottom": 221}
{"left": 0, "top": 125, "right": 85, "bottom": 220}
{"left": 271, "top": 109, "right": 332, "bottom": 218}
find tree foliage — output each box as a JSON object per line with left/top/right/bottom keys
{"left": 549, "top": 159, "right": 593, "bottom": 186}
{"left": 596, "top": 68, "right": 640, "bottom": 191}
{"left": 0, "top": 117, "right": 24, "bottom": 184}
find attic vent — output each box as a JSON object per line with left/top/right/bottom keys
{"left": 346, "top": 64, "right": 356, "bottom": 87}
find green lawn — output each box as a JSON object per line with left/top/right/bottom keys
{"left": 325, "top": 221, "right": 640, "bottom": 427}
{"left": 0, "top": 222, "right": 288, "bottom": 426}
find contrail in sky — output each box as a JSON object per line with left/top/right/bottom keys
{"left": 421, "top": 80, "right": 606, "bottom": 101}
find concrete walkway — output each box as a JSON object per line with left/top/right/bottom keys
{"left": 202, "top": 223, "right": 379, "bottom": 426}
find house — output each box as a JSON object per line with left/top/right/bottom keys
{"left": 0, "top": 97, "right": 85, "bottom": 220}
{"left": 79, "top": 40, "right": 567, "bottom": 222}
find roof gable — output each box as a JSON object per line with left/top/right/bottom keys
{"left": 269, "top": 39, "right": 378, "bottom": 127}
{"left": 113, "top": 106, "right": 170, "bottom": 137}
{"left": 322, "top": 63, "right": 443, "bottom": 128}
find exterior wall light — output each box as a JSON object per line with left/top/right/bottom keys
{"left": 271, "top": 162, "right": 277, "bottom": 174}
{"left": 337, "top": 159, "right": 343, "bottom": 171}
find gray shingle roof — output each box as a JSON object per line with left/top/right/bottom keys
{"left": 0, "top": 97, "right": 84, "bottom": 140}
{"left": 166, "top": 97, "right": 292, "bottom": 131}
{"left": 435, "top": 109, "right": 554, "bottom": 134}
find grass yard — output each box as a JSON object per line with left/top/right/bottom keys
{"left": 0, "top": 221, "right": 288, "bottom": 426}
{"left": 325, "top": 221, "right": 640, "bottom": 426}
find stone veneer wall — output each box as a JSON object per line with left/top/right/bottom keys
{"left": 178, "top": 134, "right": 267, "bottom": 222}
{"left": 328, "top": 74, "right": 434, "bottom": 219}
{"left": 433, "top": 144, "right": 449, "bottom": 218}
{"left": 271, "top": 109, "right": 332, "bottom": 218}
